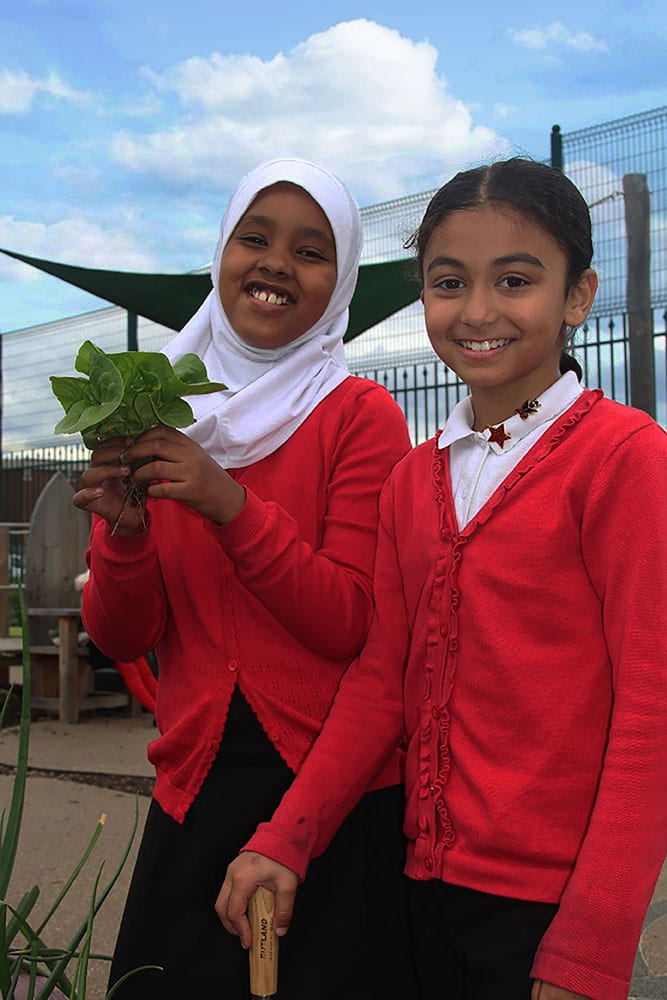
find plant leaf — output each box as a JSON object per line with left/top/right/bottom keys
{"left": 87, "top": 350, "right": 123, "bottom": 408}
{"left": 52, "top": 342, "right": 226, "bottom": 445}
{"left": 74, "top": 340, "right": 104, "bottom": 376}
{"left": 170, "top": 353, "right": 226, "bottom": 395}
{"left": 48, "top": 377, "right": 90, "bottom": 414}
{"left": 132, "top": 393, "right": 158, "bottom": 428}
{"left": 172, "top": 353, "right": 207, "bottom": 383}
{"left": 152, "top": 396, "right": 194, "bottom": 428}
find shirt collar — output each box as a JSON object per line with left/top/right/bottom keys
{"left": 438, "top": 371, "right": 584, "bottom": 454}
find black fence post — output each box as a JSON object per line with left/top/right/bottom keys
{"left": 0, "top": 334, "right": 3, "bottom": 518}
{"left": 127, "top": 311, "right": 138, "bottom": 352}
{"left": 623, "top": 173, "right": 656, "bottom": 417}
{"left": 550, "top": 125, "right": 563, "bottom": 171}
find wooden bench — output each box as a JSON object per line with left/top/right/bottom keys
{"left": 23, "top": 473, "right": 135, "bottom": 723}
{"left": 0, "top": 635, "right": 23, "bottom": 690}
{"left": 27, "top": 608, "right": 135, "bottom": 723}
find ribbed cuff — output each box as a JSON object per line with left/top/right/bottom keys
{"left": 211, "top": 489, "right": 268, "bottom": 549}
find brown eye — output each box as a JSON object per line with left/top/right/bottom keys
{"left": 239, "top": 234, "right": 267, "bottom": 246}
{"left": 500, "top": 275, "right": 528, "bottom": 288}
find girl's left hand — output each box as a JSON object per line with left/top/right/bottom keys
{"left": 121, "top": 426, "right": 246, "bottom": 524}
{"left": 216, "top": 852, "right": 299, "bottom": 950}
{"left": 532, "top": 981, "right": 589, "bottom": 999}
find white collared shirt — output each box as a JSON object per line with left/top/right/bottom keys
{"left": 439, "top": 372, "right": 584, "bottom": 529}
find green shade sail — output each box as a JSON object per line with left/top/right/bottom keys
{"left": 0, "top": 248, "right": 420, "bottom": 342}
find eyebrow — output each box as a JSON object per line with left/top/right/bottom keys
{"left": 239, "top": 214, "right": 335, "bottom": 249}
{"left": 426, "top": 252, "right": 545, "bottom": 273}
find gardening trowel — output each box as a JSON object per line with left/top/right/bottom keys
{"left": 248, "top": 886, "right": 279, "bottom": 999}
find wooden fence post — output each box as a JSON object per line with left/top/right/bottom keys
{"left": 623, "top": 173, "right": 656, "bottom": 417}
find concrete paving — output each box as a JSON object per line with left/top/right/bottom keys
{"left": 0, "top": 714, "right": 664, "bottom": 999}
{"left": 0, "top": 715, "right": 154, "bottom": 1000}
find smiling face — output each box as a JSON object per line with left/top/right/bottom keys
{"left": 421, "top": 204, "right": 597, "bottom": 428}
{"left": 218, "top": 181, "right": 337, "bottom": 350}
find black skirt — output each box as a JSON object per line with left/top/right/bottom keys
{"left": 109, "top": 689, "right": 419, "bottom": 999}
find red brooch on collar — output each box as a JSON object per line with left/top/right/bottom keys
{"left": 486, "top": 424, "right": 511, "bottom": 448}
{"left": 514, "top": 398, "right": 542, "bottom": 420}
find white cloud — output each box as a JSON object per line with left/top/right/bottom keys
{"left": 493, "top": 103, "right": 518, "bottom": 119}
{"left": 0, "top": 68, "right": 94, "bottom": 114}
{"left": 509, "top": 22, "right": 608, "bottom": 53}
{"left": 0, "top": 214, "right": 158, "bottom": 280}
{"left": 112, "top": 19, "right": 507, "bottom": 202}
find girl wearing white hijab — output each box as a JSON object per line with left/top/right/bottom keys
{"left": 76, "top": 159, "right": 418, "bottom": 999}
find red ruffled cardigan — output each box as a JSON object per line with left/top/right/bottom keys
{"left": 82, "top": 376, "right": 411, "bottom": 822}
{"left": 247, "top": 391, "right": 667, "bottom": 1000}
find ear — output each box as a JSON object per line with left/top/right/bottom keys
{"left": 420, "top": 289, "right": 425, "bottom": 305}
{"left": 564, "top": 268, "right": 598, "bottom": 327}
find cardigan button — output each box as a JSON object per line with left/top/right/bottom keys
{"left": 227, "top": 658, "right": 239, "bottom": 672}
{"left": 439, "top": 623, "right": 448, "bottom": 637}
{"left": 431, "top": 705, "right": 441, "bottom": 720}
{"left": 424, "top": 855, "right": 433, "bottom": 871}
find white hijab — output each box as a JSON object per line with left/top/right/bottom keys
{"left": 163, "top": 158, "right": 362, "bottom": 468}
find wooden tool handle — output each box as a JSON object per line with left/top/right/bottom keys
{"left": 248, "top": 886, "right": 279, "bottom": 999}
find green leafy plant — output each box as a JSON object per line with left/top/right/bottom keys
{"left": 0, "top": 588, "right": 159, "bottom": 998}
{"left": 50, "top": 341, "right": 226, "bottom": 450}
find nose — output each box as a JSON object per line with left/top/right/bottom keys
{"left": 459, "top": 285, "right": 497, "bottom": 328}
{"left": 258, "top": 244, "right": 293, "bottom": 277}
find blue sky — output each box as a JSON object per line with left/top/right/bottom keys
{"left": 1, "top": 0, "right": 665, "bottom": 332}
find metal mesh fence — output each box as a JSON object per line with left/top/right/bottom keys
{"left": 1, "top": 106, "right": 665, "bottom": 486}
{"left": 561, "top": 106, "right": 667, "bottom": 315}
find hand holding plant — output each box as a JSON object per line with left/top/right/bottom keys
{"left": 51, "top": 341, "right": 228, "bottom": 533}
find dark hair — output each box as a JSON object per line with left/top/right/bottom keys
{"left": 406, "top": 158, "right": 593, "bottom": 378}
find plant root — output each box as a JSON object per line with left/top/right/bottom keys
{"left": 110, "top": 477, "right": 149, "bottom": 536}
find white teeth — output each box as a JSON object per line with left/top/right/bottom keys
{"left": 459, "top": 339, "right": 511, "bottom": 352}
{"left": 249, "top": 286, "right": 289, "bottom": 306}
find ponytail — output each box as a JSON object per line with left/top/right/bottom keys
{"left": 559, "top": 352, "right": 582, "bottom": 380}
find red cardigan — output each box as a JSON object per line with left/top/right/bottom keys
{"left": 82, "top": 377, "right": 411, "bottom": 822}
{"left": 246, "top": 391, "right": 667, "bottom": 1000}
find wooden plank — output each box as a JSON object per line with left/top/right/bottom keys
{"left": 58, "top": 616, "right": 80, "bottom": 724}
{"left": 27, "top": 608, "right": 83, "bottom": 617}
{"left": 30, "top": 648, "right": 90, "bottom": 700}
{"left": 31, "top": 693, "right": 131, "bottom": 713}
{"left": 0, "top": 638, "right": 22, "bottom": 653}
{"left": 29, "top": 645, "right": 89, "bottom": 656}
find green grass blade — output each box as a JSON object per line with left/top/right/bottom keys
{"left": 60, "top": 798, "right": 140, "bottom": 960}
{"left": 0, "top": 904, "right": 9, "bottom": 997}
{"left": 35, "top": 816, "right": 105, "bottom": 938}
{"left": 27, "top": 801, "right": 141, "bottom": 998}
{"left": 5, "top": 884, "right": 40, "bottom": 946}
{"left": 69, "top": 864, "right": 104, "bottom": 999}
{"left": 105, "top": 963, "right": 163, "bottom": 998}
{"left": 0, "top": 588, "right": 31, "bottom": 899}
{"left": 1, "top": 897, "right": 74, "bottom": 997}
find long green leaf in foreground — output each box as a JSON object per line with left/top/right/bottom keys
{"left": 33, "top": 799, "right": 144, "bottom": 999}
{"left": 0, "top": 588, "right": 32, "bottom": 900}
